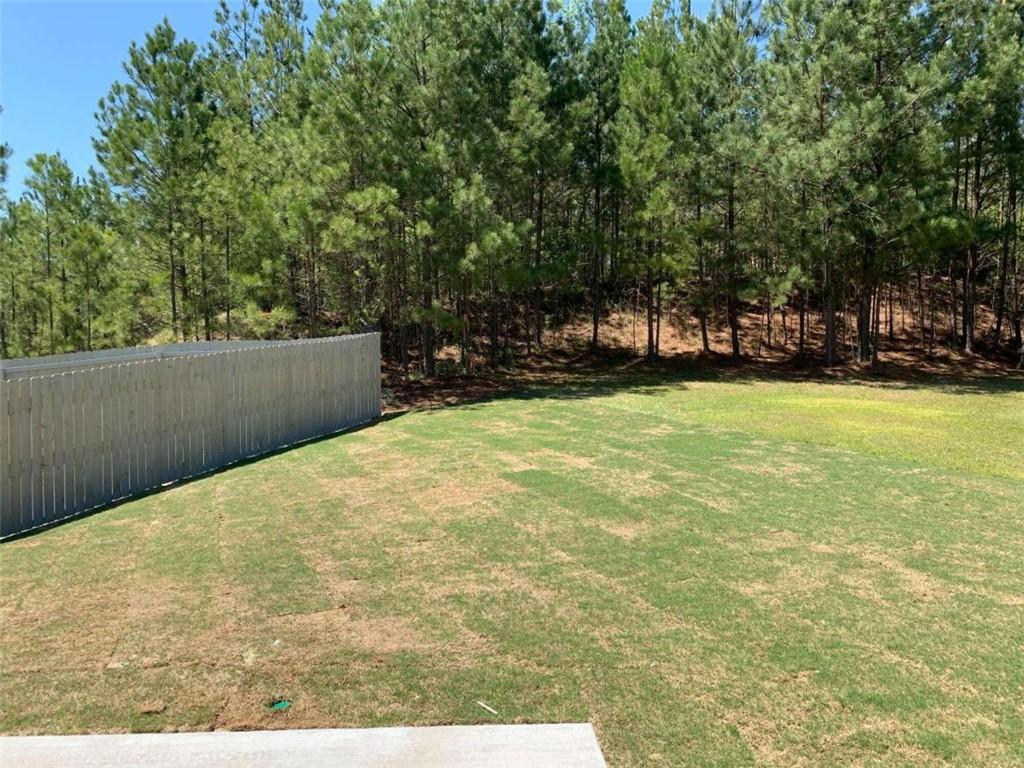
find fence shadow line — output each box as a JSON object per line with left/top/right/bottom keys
{"left": 1, "top": 412, "right": 398, "bottom": 544}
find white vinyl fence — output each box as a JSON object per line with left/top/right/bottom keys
{"left": 0, "top": 334, "right": 381, "bottom": 538}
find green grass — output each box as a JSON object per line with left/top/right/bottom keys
{"left": 2, "top": 370, "right": 1023, "bottom": 766}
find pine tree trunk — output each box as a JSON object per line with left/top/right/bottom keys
{"left": 994, "top": 175, "right": 1015, "bottom": 345}
{"left": 727, "top": 175, "right": 740, "bottom": 359}
{"left": 948, "top": 254, "right": 958, "bottom": 347}
{"left": 591, "top": 128, "right": 602, "bottom": 351}
{"left": 44, "top": 210, "right": 54, "bottom": 353}
{"left": 699, "top": 293, "right": 710, "bottom": 353}
{"left": 306, "top": 240, "right": 318, "bottom": 339}
{"left": 168, "top": 211, "right": 180, "bottom": 341}
{"left": 916, "top": 268, "right": 927, "bottom": 352}
{"left": 655, "top": 279, "right": 662, "bottom": 360}
{"left": 225, "top": 227, "right": 232, "bottom": 341}
{"left": 0, "top": 297, "right": 7, "bottom": 358}
{"left": 459, "top": 287, "right": 470, "bottom": 372}
{"left": 696, "top": 186, "right": 710, "bottom": 353}
{"left": 871, "top": 283, "right": 881, "bottom": 364}
{"left": 857, "top": 251, "right": 873, "bottom": 363}
{"left": 421, "top": 232, "right": 435, "bottom": 374}
{"left": 646, "top": 243, "right": 655, "bottom": 363}
{"left": 965, "top": 245, "right": 977, "bottom": 353}
{"left": 60, "top": 264, "right": 68, "bottom": 347}
{"left": 421, "top": 289, "right": 435, "bottom": 377}
{"left": 929, "top": 274, "right": 937, "bottom": 357}
{"left": 728, "top": 295, "right": 740, "bottom": 359}
{"left": 199, "top": 217, "right": 212, "bottom": 341}
{"left": 534, "top": 170, "right": 545, "bottom": 352}
{"left": 489, "top": 260, "right": 499, "bottom": 365}
{"left": 85, "top": 254, "right": 92, "bottom": 351}
{"left": 798, "top": 288, "right": 806, "bottom": 356}
{"left": 964, "top": 134, "right": 983, "bottom": 353}
{"left": 887, "top": 283, "right": 894, "bottom": 341}
{"left": 824, "top": 263, "right": 835, "bottom": 366}
{"left": 632, "top": 278, "right": 639, "bottom": 357}
{"left": 178, "top": 256, "right": 191, "bottom": 341}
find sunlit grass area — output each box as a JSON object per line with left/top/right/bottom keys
{"left": 2, "top": 371, "right": 1022, "bottom": 766}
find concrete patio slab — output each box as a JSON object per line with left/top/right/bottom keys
{"left": 0, "top": 723, "right": 607, "bottom": 767}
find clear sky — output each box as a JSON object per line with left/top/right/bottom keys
{"left": 1, "top": 0, "right": 710, "bottom": 199}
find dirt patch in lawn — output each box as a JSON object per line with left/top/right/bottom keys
{"left": 680, "top": 490, "right": 738, "bottom": 514}
{"left": 593, "top": 468, "right": 666, "bottom": 499}
{"left": 528, "top": 448, "right": 597, "bottom": 470}
{"left": 269, "top": 610, "right": 433, "bottom": 655}
{"left": 642, "top": 423, "right": 676, "bottom": 437}
{"left": 852, "top": 547, "right": 953, "bottom": 602}
{"left": 751, "top": 529, "right": 803, "bottom": 551}
{"left": 723, "top": 666, "right": 839, "bottom": 766}
{"left": 599, "top": 520, "right": 653, "bottom": 541}
{"left": 303, "top": 549, "right": 366, "bottom": 604}
{"left": 494, "top": 450, "right": 538, "bottom": 472}
{"left": 738, "top": 564, "right": 832, "bottom": 604}
{"left": 732, "top": 461, "right": 824, "bottom": 484}
{"left": 417, "top": 476, "right": 523, "bottom": 514}
{"left": 1, "top": 578, "right": 192, "bottom": 675}
{"left": 211, "top": 688, "right": 336, "bottom": 731}
{"left": 316, "top": 451, "right": 428, "bottom": 513}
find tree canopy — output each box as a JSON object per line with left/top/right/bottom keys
{"left": 2, "top": 0, "right": 1022, "bottom": 369}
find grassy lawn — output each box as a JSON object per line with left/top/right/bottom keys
{"left": 2, "top": 369, "right": 1022, "bottom": 766}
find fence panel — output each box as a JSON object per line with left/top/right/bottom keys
{"left": 0, "top": 334, "right": 381, "bottom": 538}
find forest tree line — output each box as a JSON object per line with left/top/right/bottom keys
{"left": 1, "top": 0, "right": 1022, "bottom": 370}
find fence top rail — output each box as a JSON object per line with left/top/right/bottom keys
{"left": 0, "top": 333, "right": 380, "bottom": 381}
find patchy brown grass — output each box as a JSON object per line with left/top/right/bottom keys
{"left": 417, "top": 476, "right": 523, "bottom": 514}
{"left": 597, "top": 520, "right": 653, "bottom": 542}
{"left": 731, "top": 461, "right": 824, "bottom": 484}
{"left": 1, "top": 358, "right": 1021, "bottom": 765}
{"left": 852, "top": 547, "right": 955, "bottom": 603}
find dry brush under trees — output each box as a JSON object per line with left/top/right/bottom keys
{"left": 1, "top": 0, "right": 1022, "bottom": 371}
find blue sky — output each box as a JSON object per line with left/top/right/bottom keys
{"left": 1, "top": 1, "right": 710, "bottom": 198}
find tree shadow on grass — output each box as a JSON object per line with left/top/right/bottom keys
{"left": 385, "top": 348, "right": 1024, "bottom": 419}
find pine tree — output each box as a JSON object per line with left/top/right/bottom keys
{"left": 95, "top": 20, "right": 214, "bottom": 341}
{"left": 699, "top": 0, "right": 761, "bottom": 358}
{"left": 582, "top": 0, "right": 631, "bottom": 349}
{"left": 4, "top": 0, "right": 1021, "bottom": 368}
{"left": 618, "top": 0, "right": 688, "bottom": 361}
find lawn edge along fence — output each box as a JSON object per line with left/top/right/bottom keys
{"left": 0, "top": 334, "right": 381, "bottom": 539}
